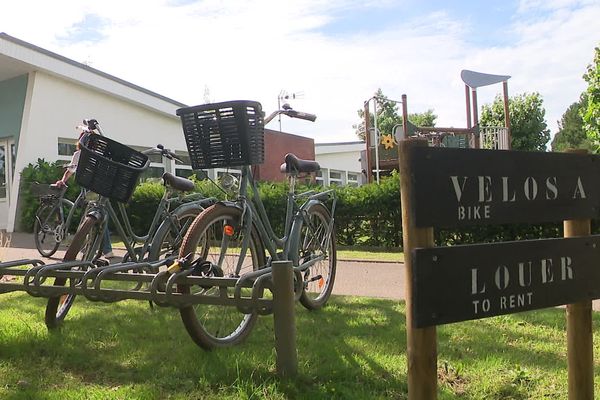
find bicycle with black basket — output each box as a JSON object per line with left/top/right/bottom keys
{"left": 44, "top": 122, "right": 215, "bottom": 328}
{"left": 31, "top": 183, "right": 87, "bottom": 258}
{"left": 171, "top": 100, "right": 337, "bottom": 349}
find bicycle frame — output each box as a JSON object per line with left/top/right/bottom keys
{"left": 61, "top": 189, "right": 88, "bottom": 240}
{"left": 88, "top": 187, "right": 205, "bottom": 263}
{"left": 228, "top": 164, "right": 336, "bottom": 273}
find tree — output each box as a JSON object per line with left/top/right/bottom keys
{"left": 582, "top": 45, "right": 600, "bottom": 148}
{"left": 480, "top": 92, "right": 550, "bottom": 151}
{"left": 354, "top": 88, "right": 436, "bottom": 140}
{"left": 551, "top": 95, "right": 594, "bottom": 152}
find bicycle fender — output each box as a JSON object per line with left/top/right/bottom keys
{"left": 214, "top": 200, "right": 243, "bottom": 211}
{"left": 171, "top": 201, "right": 206, "bottom": 215}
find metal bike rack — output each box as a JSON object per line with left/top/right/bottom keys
{"left": 0, "top": 256, "right": 300, "bottom": 377}
{"left": 0, "top": 257, "right": 298, "bottom": 314}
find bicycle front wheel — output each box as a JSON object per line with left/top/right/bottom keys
{"left": 45, "top": 216, "right": 102, "bottom": 328}
{"left": 178, "top": 204, "right": 265, "bottom": 350}
{"left": 34, "top": 202, "right": 63, "bottom": 257}
{"left": 297, "top": 203, "right": 337, "bottom": 310}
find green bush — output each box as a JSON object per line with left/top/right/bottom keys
{"left": 18, "top": 162, "right": 571, "bottom": 249}
{"left": 335, "top": 172, "right": 401, "bottom": 247}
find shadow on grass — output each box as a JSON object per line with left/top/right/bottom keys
{"left": 0, "top": 293, "right": 408, "bottom": 399}
{"left": 0, "top": 292, "right": 596, "bottom": 399}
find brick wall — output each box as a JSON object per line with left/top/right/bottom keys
{"left": 254, "top": 129, "right": 315, "bottom": 182}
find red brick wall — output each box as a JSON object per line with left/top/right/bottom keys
{"left": 255, "top": 129, "right": 315, "bottom": 182}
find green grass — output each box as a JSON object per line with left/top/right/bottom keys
{"left": 337, "top": 249, "right": 403, "bottom": 262}
{"left": 0, "top": 293, "right": 598, "bottom": 399}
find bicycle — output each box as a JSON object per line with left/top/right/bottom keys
{"left": 44, "top": 122, "right": 214, "bottom": 328}
{"left": 31, "top": 183, "right": 87, "bottom": 257}
{"left": 174, "top": 100, "right": 337, "bottom": 349}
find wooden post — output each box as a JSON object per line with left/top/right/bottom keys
{"left": 564, "top": 149, "right": 593, "bottom": 399}
{"left": 399, "top": 139, "right": 437, "bottom": 399}
{"left": 272, "top": 260, "right": 298, "bottom": 378}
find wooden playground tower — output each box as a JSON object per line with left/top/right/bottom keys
{"left": 364, "top": 70, "right": 512, "bottom": 183}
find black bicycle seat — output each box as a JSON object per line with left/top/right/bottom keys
{"left": 280, "top": 153, "right": 320, "bottom": 174}
{"left": 162, "top": 172, "right": 195, "bottom": 192}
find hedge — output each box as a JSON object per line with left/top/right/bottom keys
{"left": 20, "top": 160, "right": 572, "bottom": 249}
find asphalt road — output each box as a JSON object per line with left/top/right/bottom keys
{"left": 3, "top": 232, "right": 600, "bottom": 312}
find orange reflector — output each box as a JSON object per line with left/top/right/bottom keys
{"left": 318, "top": 277, "right": 325, "bottom": 289}
{"left": 224, "top": 225, "right": 235, "bottom": 236}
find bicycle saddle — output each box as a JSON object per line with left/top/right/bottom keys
{"left": 162, "top": 172, "right": 195, "bottom": 192}
{"left": 280, "top": 153, "right": 321, "bottom": 174}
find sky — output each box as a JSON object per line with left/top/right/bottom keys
{"left": 1, "top": 0, "right": 599, "bottom": 144}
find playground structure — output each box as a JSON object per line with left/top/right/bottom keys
{"left": 363, "top": 70, "right": 512, "bottom": 183}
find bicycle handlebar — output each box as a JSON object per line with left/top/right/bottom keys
{"left": 264, "top": 108, "right": 317, "bottom": 125}
{"left": 79, "top": 120, "right": 183, "bottom": 163}
{"left": 142, "top": 144, "right": 183, "bottom": 163}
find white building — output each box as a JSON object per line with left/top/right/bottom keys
{"left": 0, "top": 33, "right": 364, "bottom": 232}
{"left": 0, "top": 33, "right": 201, "bottom": 231}
{"left": 315, "top": 141, "right": 365, "bottom": 187}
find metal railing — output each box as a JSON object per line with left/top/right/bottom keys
{"left": 479, "top": 126, "right": 509, "bottom": 150}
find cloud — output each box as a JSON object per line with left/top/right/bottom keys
{"left": 1, "top": 0, "right": 598, "bottom": 143}
{"left": 57, "top": 14, "right": 110, "bottom": 44}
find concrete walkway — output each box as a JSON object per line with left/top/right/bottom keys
{"left": 2, "top": 232, "right": 600, "bottom": 311}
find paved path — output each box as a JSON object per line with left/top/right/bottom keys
{"left": 3, "top": 232, "right": 600, "bottom": 311}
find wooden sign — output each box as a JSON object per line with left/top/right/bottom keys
{"left": 407, "top": 147, "right": 600, "bottom": 227}
{"left": 412, "top": 236, "right": 600, "bottom": 328}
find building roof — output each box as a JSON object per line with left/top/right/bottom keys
{"left": 0, "top": 33, "right": 186, "bottom": 117}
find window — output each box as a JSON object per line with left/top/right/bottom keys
{"left": 10, "top": 143, "right": 15, "bottom": 182}
{"left": 315, "top": 170, "right": 324, "bottom": 186}
{"left": 129, "top": 145, "right": 166, "bottom": 181}
{"left": 175, "top": 152, "right": 192, "bottom": 166}
{"left": 140, "top": 166, "right": 165, "bottom": 182}
{"left": 329, "top": 170, "right": 343, "bottom": 186}
{"left": 347, "top": 172, "right": 359, "bottom": 187}
{"left": 0, "top": 145, "right": 5, "bottom": 199}
{"left": 58, "top": 138, "right": 77, "bottom": 156}
{"left": 175, "top": 151, "right": 194, "bottom": 178}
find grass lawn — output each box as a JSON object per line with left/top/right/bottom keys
{"left": 0, "top": 293, "right": 598, "bottom": 399}
{"left": 337, "top": 249, "right": 403, "bottom": 262}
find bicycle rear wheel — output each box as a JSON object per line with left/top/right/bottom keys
{"left": 45, "top": 216, "right": 102, "bottom": 328}
{"left": 297, "top": 203, "right": 337, "bottom": 310}
{"left": 178, "top": 204, "right": 265, "bottom": 350}
{"left": 34, "top": 202, "right": 63, "bottom": 257}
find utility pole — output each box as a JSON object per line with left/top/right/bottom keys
{"left": 364, "top": 101, "right": 372, "bottom": 183}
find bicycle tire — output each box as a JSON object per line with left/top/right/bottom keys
{"left": 296, "top": 203, "right": 337, "bottom": 310}
{"left": 34, "top": 202, "right": 63, "bottom": 257}
{"left": 45, "top": 216, "right": 102, "bottom": 329}
{"left": 178, "top": 204, "right": 265, "bottom": 350}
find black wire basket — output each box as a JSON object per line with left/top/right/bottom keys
{"left": 176, "top": 100, "right": 264, "bottom": 169}
{"left": 76, "top": 134, "right": 148, "bottom": 203}
{"left": 30, "top": 183, "right": 63, "bottom": 198}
